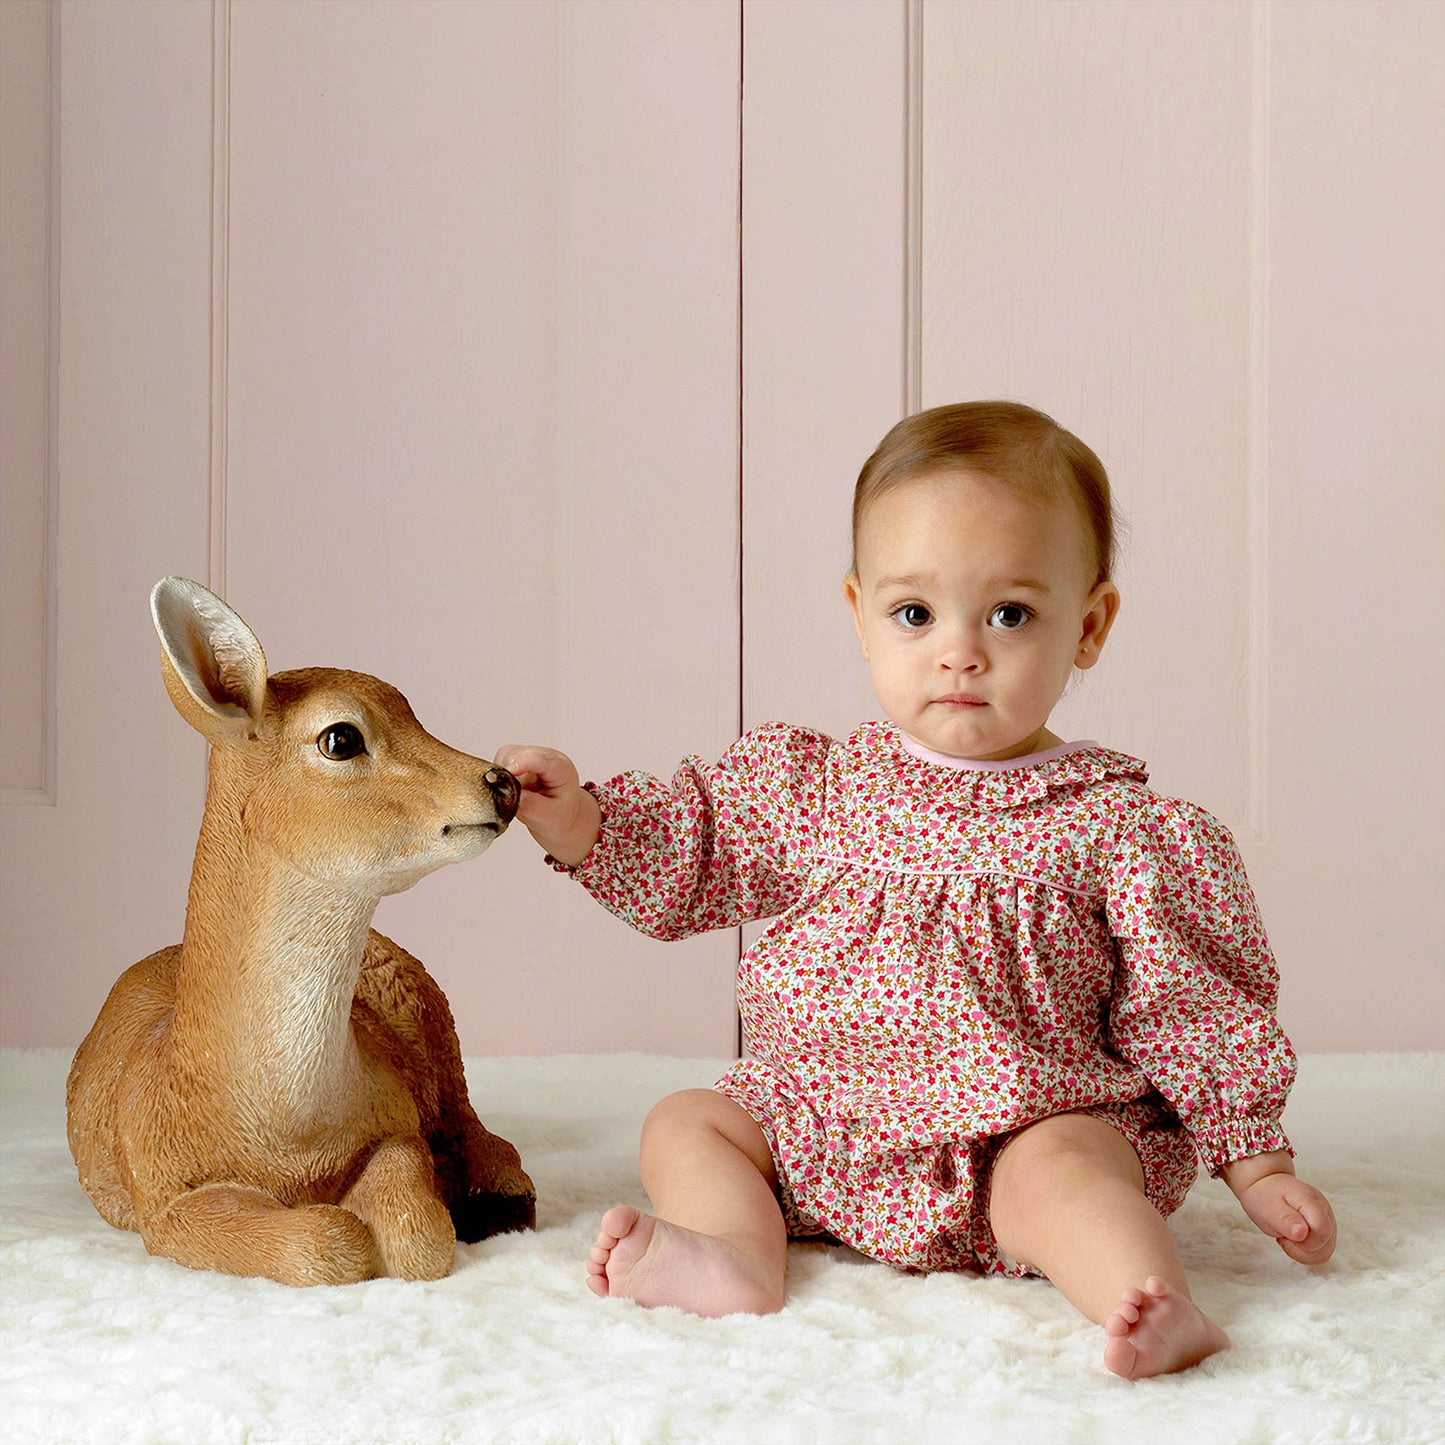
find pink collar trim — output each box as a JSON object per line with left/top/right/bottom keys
{"left": 898, "top": 734, "right": 1100, "bottom": 773}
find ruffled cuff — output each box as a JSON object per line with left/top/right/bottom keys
{"left": 1191, "top": 1114, "right": 1296, "bottom": 1178}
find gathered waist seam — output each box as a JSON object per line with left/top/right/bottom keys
{"left": 814, "top": 857, "right": 1101, "bottom": 902}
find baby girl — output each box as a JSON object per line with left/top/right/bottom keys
{"left": 496, "top": 400, "right": 1336, "bottom": 1379}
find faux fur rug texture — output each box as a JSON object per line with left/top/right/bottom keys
{"left": 1, "top": 1050, "right": 1441, "bottom": 1445}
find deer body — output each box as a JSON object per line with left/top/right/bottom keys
{"left": 67, "top": 580, "right": 535, "bottom": 1286}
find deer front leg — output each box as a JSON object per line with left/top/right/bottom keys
{"left": 449, "top": 1122, "right": 537, "bottom": 1242}
{"left": 341, "top": 1135, "right": 455, "bottom": 1281}
{"left": 143, "top": 1183, "right": 375, "bottom": 1286}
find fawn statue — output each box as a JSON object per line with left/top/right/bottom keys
{"left": 66, "top": 576, "right": 535, "bottom": 1286}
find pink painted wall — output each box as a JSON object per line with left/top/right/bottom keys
{"left": 2, "top": 0, "right": 1441, "bottom": 1054}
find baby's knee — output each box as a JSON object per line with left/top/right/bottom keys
{"left": 639, "top": 1089, "right": 773, "bottom": 1175}
{"left": 640, "top": 1089, "right": 721, "bottom": 1157}
{"left": 991, "top": 1114, "right": 1144, "bottom": 1224}
{"left": 643, "top": 1088, "right": 716, "bottom": 1134}
{"left": 644, "top": 1086, "right": 757, "bottom": 1144}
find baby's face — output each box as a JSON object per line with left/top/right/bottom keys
{"left": 844, "top": 470, "right": 1118, "bottom": 761}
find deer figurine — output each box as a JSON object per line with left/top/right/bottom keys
{"left": 66, "top": 577, "right": 535, "bottom": 1286}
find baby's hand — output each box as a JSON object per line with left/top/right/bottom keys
{"left": 1236, "top": 1171, "right": 1338, "bottom": 1266}
{"left": 493, "top": 744, "right": 601, "bottom": 869}
{"left": 494, "top": 744, "right": 581, "bottom": 808}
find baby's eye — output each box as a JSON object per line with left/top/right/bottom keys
{"left": 891, "top": 603, "right": 933, "bottom": 630}
{"left": 988, "top": 603, "right": 1033, "bottom": 631}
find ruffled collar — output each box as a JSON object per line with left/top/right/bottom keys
{"left": 845, "top": 721, "right": 1149, "bottom": 806}
{"left": 898, "top": 733, "right": 1098, "bottom": 772}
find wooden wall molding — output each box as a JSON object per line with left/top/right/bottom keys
{"left": 208, "top": 0, "right": 231, "bottom": 604}
{"left": 0, "top": 0, "right": 60, "bottom": 807}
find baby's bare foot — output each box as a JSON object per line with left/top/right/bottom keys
{"left": 1103, "top": 1276, "right": 1230, "bottom": 1379}
{"left": 586, "top": 1205, "right": 783, "bottom": 1318}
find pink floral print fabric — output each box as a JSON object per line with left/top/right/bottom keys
{"left": 568, "top": 722, "right": 1297, "bottom": 1274}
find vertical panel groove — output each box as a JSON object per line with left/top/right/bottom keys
{"left": 4, "top": 0, "right": 63, "bottom": 808}
{"left": 736, "top": 0, "right": 745, "bottom": 749}
{"left": 736, "top": 0, "right": 746, "bottom": 1059}
{"left": 1246, "top": 0, "right": 1271, "bottom": 844}
{"left": 903, "top": 0, "right": 923, "bottom": 416}
{"left": 41, "top": 0, "right": 60, "bottom": 803}
{"left": 208, "top": 0, "right": 231, "bottom": 602}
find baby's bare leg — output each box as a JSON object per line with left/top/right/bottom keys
{"left": 588, "top": 1089, "right": 786, "bottom": 1317}
{"left": 989, "top": 1113, "right": 1229, "bottom": 1379}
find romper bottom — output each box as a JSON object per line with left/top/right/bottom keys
{"left": 716, "top": 1060, "right": 1199, "bottom": 1278}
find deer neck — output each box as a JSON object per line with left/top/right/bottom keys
{"left": 174, "top": 793, "right": 379, "bottom": 1119}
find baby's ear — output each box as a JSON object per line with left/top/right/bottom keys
{"left": 843, "top": 574, "right": 869, "bottom": 658}
{"left": 1076, "top": 581, "right": 1121, "bottom": 669}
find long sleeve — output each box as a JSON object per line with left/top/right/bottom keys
{"left": 568, "top": 723, "right": 831, "bottom": 942}
{"left": 1105, "top": 798, "right": 1297, "bottom": 1175}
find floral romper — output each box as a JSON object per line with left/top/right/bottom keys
{"left": 565, "top": 722, "right": 1297, "bottom": 1276}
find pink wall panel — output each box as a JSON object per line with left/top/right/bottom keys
{"left": 221, "top": 0, "right": 744, "bottom": 1056}
{"left": 1257, "top": 0, "right": 1445, "bottom": 1049}
{"left": 922, "top": 0, "right": 1257, "bottom": 827}
{"left": 741, "top": 0, "right": 1444, "bottom": 1052}
{"left": 1, "top": 0, "right": 216, "bottom": 1049}
{"left": 0, "top": 1, "right": 53, "bottom": 798}
{"left": 2, "top": 0, "right": 1439, "bottom": 1055}
{"left": 741, "top": 0, "right": 908, "bottom": 744}
{"left": 1, "top": 0, "right": 745, "bottom": 1056}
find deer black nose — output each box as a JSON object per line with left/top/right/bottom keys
{"left": 484, "top": 765, "right": 520, "bottom": 824}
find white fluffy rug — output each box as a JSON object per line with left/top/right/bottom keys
{"left": 2, "top": 1050, "right": 1441, "bottom": 1445}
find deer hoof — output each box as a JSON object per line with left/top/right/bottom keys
{"left": 451, "top": 1188, "right": 537, "bottom": 1243}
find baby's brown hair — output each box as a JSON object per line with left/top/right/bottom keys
{"left": 852, "top": 401, "right": 1116, "bottom": 587}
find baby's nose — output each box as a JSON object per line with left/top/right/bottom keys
{"left": 937, "top": 628, "right": 985, "bottom": 671}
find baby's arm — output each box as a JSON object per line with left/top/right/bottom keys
{"left": 1220, "top": 1151, "right": 1337, "bottom": 1266}
{"left": 493, "top": 744, "right": 601, "bottom": 869}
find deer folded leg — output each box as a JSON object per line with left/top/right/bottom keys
{"left": 144, "top": 1183, "right": 375, "bottom": 1287}
{"left": 341, "top": 1135, "right": 456, "bottom": 1281}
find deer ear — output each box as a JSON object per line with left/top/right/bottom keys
{"left": 150, "top": 577, "right": 269, "bottom": 744}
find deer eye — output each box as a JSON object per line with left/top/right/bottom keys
{"left": 317, "top": 723, "right": 366, "bottom": 761}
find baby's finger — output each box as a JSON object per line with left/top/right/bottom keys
{"left": 1279, "top": 1231, "right": 1329, "bottom": 1266}
{"left": 494, "top": 745, "right": 567, "bottom": 789}
{"left": 493, "top": 743, "right": 540, "bottom": 774}
{"left": 1280, "top": 1200, "right": 1336, "bottom": 1265}
{"left": 1298, "top": 1196, "right": 1338, "bottom": 1261}
{"left": 1275, "top": 1205, "right": 1310, "bottom": 1243}
{"left": 511, "top": 792, "right": 548, "bottom": 827}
